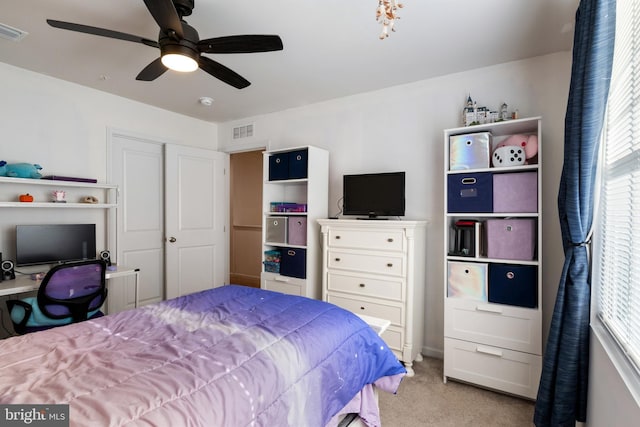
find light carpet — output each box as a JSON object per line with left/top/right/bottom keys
{"left": 379, "top": 357, "right": 535, "bottom": 426}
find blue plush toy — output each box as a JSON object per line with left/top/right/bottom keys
{"left": 0, "top": 161, "right": 43, "bottom": 179}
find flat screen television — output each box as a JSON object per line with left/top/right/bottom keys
{"left": 16, "top": 224, "right": 97, "bottom": 267}
{"left": 343, "top": 172, "right": 405, "bottom": 219}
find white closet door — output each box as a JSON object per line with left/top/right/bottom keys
{"left": 164, "top": 144, "right": 228, "bottom": 298}
{"left": 110, "top": 135, "right": 165, "bottom": 311}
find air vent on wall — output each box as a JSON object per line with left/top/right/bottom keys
{"left": 0, "top": 23, "right": 28, "bottom": 42}
{"left": 233, "top": 124, "right": 254, "bottom": 140}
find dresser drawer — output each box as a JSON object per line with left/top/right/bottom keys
{"left": 327, "top": 250, "right": 404, "bottom": 277}
{"left": 445, "top": 298, "right": 541, "bottom": 354}
{"left": 327, "top": 228, "right": 404, "bottom": 252}
{"left": 444, "top": 338, "right": 541, "bottom": 399}
{"left": 328, "top": 293, "right": 403, "bottom": 326}
{"left": 327, "top": 271, "right": 404, "bottom": 301}
{"left": 262, "top": 274, "right": 305, "bottom": 296}
{"left": 381, "top": 325, "right": 403, "bottom": 354}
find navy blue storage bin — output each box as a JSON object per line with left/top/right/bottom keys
{"left": 447, "top": 172, "right": 493, "bottom": 213}
{"left": 488, "top": 264, "right": 537, "bottom": 308}
{"left": 288, "top": 149, "right": 308, "bottom": 179}
{"left": 269, "top": 152, "right": 289, "bottom": 181}
{"left": 280, "top": 248, "right": 306, "bottom": 279}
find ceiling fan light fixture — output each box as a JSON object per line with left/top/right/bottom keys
{"left": 161, "top": 53, "right": 198, "bottom": 72}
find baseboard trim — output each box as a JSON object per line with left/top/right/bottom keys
{"left": 422, "top": 345, "right": 443, "bottom": 359}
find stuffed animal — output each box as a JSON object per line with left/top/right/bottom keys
{"left": 2, "top": 162, "right": 43, "bottom": 179}
{"left": 492, "top": 134, "right": 538, "bottom": 167}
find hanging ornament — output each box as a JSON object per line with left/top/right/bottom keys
{"left": 376, "top": 0, "right": 403, "bottom": 39}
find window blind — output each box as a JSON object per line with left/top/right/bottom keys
{"left": 596, "top": 0, "right": 640, "bottom": 371}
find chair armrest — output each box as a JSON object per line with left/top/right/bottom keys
{"left": 6, "top": 299, "right": 33, "bottom": 334}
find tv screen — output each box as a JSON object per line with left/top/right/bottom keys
{"left": 343, "top": 172, "right": 405, "bottom": 218}
{"left": 16, "top": 224, "right": 97, "bottom": 267}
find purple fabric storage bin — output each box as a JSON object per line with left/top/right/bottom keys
{"left": 485, "top": 219, "right": 536, "bottom": 260}
{"left": 449, "top": 132, "right": 492, "bottom": 171}
{"left": 288, "top": 217, "right": 307, "bottom": 246}
{"left": 493, "top": 172, "right": 538, "bottom": 213}
{"left": 447, "top": 172, "right": 493, "bottom": 213}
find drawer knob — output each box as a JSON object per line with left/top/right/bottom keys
{"left": 359, "top": 283, "right": 366, "bottom": 287}
{"left": 335, "top": 258, "right": 341, "bottom": 262}
{"left": 360, "top": 306, "right": 365, "bottom": 310}
{"left": 335, "top": 235, "right": 341, "bottom": 240}
{"left": 387, "top": 238, "right": 394, "bottom": 242}
{"left": 387, "top": 263, "right": 393, "bottom": 268}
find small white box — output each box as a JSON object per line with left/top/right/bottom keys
{"left": 356, "top": 314, "right": 391, "bottom": 336}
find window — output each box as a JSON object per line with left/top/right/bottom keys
{"left": 595, "top": 0, "right": 640, "bottom": 373}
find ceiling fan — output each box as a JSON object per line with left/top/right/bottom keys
{"left": 46, "top": 0, "right": 283, "bottom": 89}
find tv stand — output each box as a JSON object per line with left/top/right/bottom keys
{"left": 357, "top": 216, "right": 388, "bottom": 220}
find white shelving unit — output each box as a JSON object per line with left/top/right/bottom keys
{"left": 261, "top": 146, "right": 329, "bottom": 299}
{"left": 443, "top": 117, "right": 543, "bottom": 399}
{"left": 0, "top": 177, "right": 118, "bottom": 267}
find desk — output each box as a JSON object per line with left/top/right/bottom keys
{"left": 0, "top": 266, "right": 140, "bottom": 308}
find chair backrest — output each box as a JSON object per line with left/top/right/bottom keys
{"left": 37, "top": 259, "right": 108, "bottom": 323}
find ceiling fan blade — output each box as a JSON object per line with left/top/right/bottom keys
{"left": 47, "top": 19, "right": 159, "bottom": 48}
{"left": 198, "top": 35, "right": 283, "bottom": 54}
{"left": 198, "top": 56, "right": 250, "bottom": 89}
{"left": 143, "top": 0, "right": 184, "bottom": 39}
{"left": 136, "top": 58, "right": 168, "bottom": 81}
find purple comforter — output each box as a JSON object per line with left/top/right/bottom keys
{"left": 0, "top": 285, "right": 405, "bottom": 426}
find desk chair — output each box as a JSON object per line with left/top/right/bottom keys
{"left": 7, "top": 259, "right": 108, "bottom": 334}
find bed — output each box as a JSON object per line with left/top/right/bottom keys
{"left": 0, "top": 285, "right": 405, "bottom": 426}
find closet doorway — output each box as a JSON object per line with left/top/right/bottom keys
{"left": 229, "top": 150, "right": 263, "bottom": 288}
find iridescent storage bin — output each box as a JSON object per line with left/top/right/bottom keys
{"left": 447, "top": 261, "right": 488, "bottom": 301}
{"left": 449, "top": 132, "right": 492, "bottom": 171}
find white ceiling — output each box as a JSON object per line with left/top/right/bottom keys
{"left": 0, "top": 0, "right": 578, "bottom": 123}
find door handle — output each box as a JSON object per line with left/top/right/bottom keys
{"left": 168, "top": 237, "right": 177, "bottom": 243}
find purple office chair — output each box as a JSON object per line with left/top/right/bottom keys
{"left": 7, "top": 259, "right": 108, "bottom": 334}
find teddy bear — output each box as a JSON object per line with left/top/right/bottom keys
{"left": 0, "top": 162, "right": 43, "bottom": 178}
{"left": 491, "top": 134, "right": 538, "bottom": 167}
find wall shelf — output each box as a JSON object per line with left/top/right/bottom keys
{"left": 0, "top": 177, "right": 117, "bottom": 208}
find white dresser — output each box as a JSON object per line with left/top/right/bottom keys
{"left": 318, "top": 219, "right": 427, "bottom": 376}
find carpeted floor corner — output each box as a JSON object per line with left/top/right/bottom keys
{"left": 379, "top": 357, "right": 535, "bottom": 426}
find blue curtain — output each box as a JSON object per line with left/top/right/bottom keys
{"left": 534, "top": 1, "right": 616, "bottom": 426}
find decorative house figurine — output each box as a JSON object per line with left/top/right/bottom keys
{"left": 500, "top": 102, "right": 509, "bottom": 121}
{"left": 462, "top": 95, "right": 475, "bottom": 126}
{"left": 462, "top": 97, "right": 513, "bottom": 126}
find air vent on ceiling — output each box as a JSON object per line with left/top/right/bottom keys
{"left": 0, "top": 23, "right": 28, "bottom": 42}
{"left": 233, "top": 124, "right": 254, "bottom": 140}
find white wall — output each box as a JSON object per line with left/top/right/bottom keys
{"left": 0, "top": 61, "right": 218, "bottom": 263}
{"left": 0, "top": 62, "right": 218, "bottom": 182}
{"left": 219, "top": 52, "right": 571, "bottom": 357}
